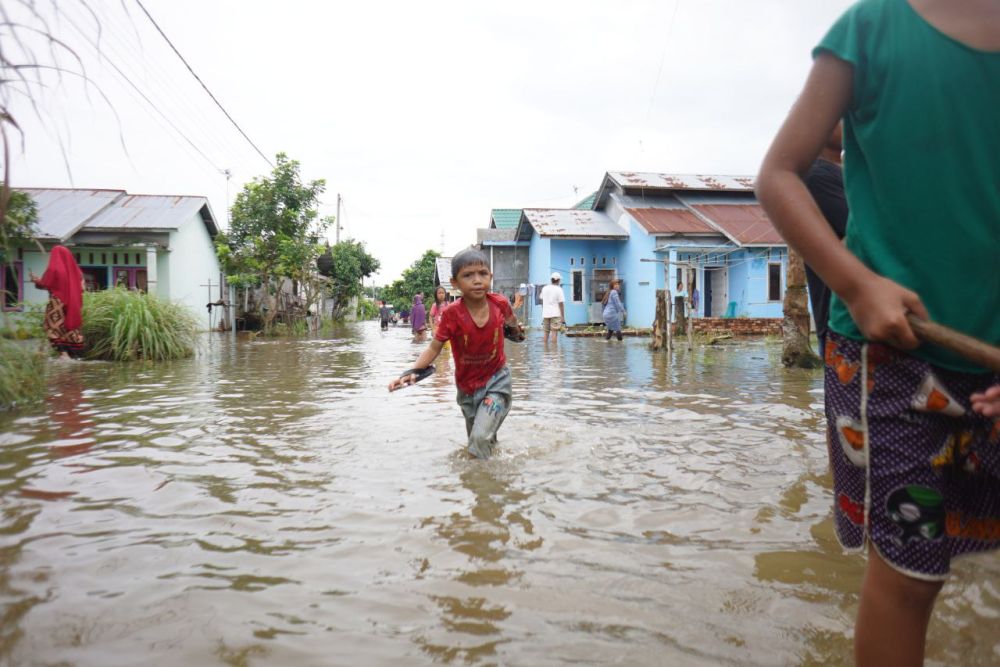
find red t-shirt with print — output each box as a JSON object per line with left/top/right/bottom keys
{"left": 434, "top": 292, "right": 513, "bottom": 394}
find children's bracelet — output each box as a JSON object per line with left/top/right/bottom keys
{"left": 399, "top": 365, "right": 436, "bottom": 384}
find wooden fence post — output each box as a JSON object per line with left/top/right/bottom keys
{"left": 651, "top": 289, "right": 668, "bottom": 350}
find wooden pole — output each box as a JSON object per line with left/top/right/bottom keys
{"left": 666, "top": 287, "right": 673, "bottom": 352}
{"left": 651, "top": 289, "right": 667, "bottom": 350}
{"left": 908, "top": 315, "right": 1000, "bottom": 373}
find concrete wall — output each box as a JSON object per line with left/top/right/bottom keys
{"left": 527, "top": 233, "right": 552, "bottom": 326}
{"left": 617, "top": 216, "right": 658, "bottom": 328}
{"left": 167, "top": 212, "right": 222, "bottom": 330}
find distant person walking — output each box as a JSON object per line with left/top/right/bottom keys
{"left": 410, "top": 293, "right": 427, "bottom": 337}
{"left": 379, "top": 300, "right": 392, "bottom": 331}
{"left": 601, "top": 278, "right": 626, "bottom": 341}
{"left": 29, "top": 245, "right": 85, "bottom": 359}
{"left": 540, "top": 272, "right": 565, "bottom": 344}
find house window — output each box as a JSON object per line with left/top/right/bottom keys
{"left": 75, "top": 253, "right": 81, "bottom": 263}
{"left": 571, "top": 270, "right": 584, "bottom": 303}
{"left": 580, "top": 257, "right": 585, "bottom": 265}
{"left": 768, "top": 263, "right": 782, "bottom": 301}
{"left": 1, "top": 262, "right": 23, "bottom": 311}
{"left": 113, "top": 253, "right": 118, "bottom": 264}
{"left": 569, "top": 258, "right": 575, "bottom": 266}
{"left": 592, "top": 256, "right": 596, "bottom": 265}
{"left": 601, "top": 256, "right": 607, "bottom": 265}
{"left": 101, "top": 253, "right": 105, "bottom": 264}
{"left": 135, "top": 253, "right": 141, "bottom": 265}
{"left": 612, "top": 257, "right": 616, "bottom": 265}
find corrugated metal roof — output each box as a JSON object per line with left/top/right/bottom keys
{"left": 20, "top": 188, "right": 218, "bottom": 240}
{"left": 477, "top": 228, "right": 518, "bottom": 245}
{"left": 609, "top": 172, "right": 755, "bottom": 191}
{"left": 85, "top": 194, "right": 213, "bottom": 233}
{"left": 572, "top": 191, "right": 597, "bottom": 210}
{"left": 689, "top": 203, "right": 783, "bottom": 246}
{"left": 21, "top": 188, "right": 124, "bottom": 240}
{"left": 520, "top": 209, "right": 627, "bottom": 239}
{"left": 625, "top": 207, "right": 716, "bottom": 234}
{"left": 490, "top": 209, "right": 522, "bottom": 229}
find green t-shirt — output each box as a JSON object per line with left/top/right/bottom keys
{"left": 815, "top": 0, "right": 1000, "bottom": 373}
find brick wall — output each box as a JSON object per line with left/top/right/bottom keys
{"left": 688, "top": 317, "right": 782, "bottom": 337}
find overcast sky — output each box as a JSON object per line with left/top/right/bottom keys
{"left": 7, "top": 0, "right": 853, "bottom": 282}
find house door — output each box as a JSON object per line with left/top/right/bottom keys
{"left": 704, "top": 267, "right": 728, "bottom": 317}
{"left": 590, "top": 268, "right": 617, "bottom": 322}
{"left": 81, "top": 267, "right": 108, "bottom": 291}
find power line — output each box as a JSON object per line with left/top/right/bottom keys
{"left": 133, "top": 0, "right": 274, "bottom": 168}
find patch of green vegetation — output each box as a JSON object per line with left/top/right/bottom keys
{"left": 81, "top": 288, "right": 199, "bottom": 361}
{"left": 0, "top": 340, "right": 47, "bottom": 410}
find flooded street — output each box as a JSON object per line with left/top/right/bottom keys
{"left": 2, "top": 323, "right": 999, "bottom": 666}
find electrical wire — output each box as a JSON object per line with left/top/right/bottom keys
{"left": 133, "top": 0, "right": 273, "bottom": 168}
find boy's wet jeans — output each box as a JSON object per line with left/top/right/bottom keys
{"left": 456, "top": 366, "right": 512, "bottom": 459}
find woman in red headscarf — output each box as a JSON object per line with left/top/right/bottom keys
{"left": 29, "top": 245, "right": 85, "bottom": 359}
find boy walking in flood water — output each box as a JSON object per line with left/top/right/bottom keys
{"left": 388, "top": 249, "right": 523, "bottom": 459}
{"left": 756, "top": 1, "right": 1000, "bottom": 664}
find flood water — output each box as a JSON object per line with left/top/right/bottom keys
{"left": 1, "top": 322, "right": 999, "bottom": 666}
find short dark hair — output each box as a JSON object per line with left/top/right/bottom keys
{"left": 451, "top": 248, "right": 490, "bottom": 278}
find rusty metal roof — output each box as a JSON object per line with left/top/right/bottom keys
{"left": 609, "top": 172, "right": 755, "bottom": 192}
{"left": 688, "top": 203, "right": 783, "bottom": 246}
{"left": 20, "top": 188, "right": 219, "bottom": 240}
{"left": 518, "top": 209, "right": 627, "bottom": 240}
{"left": 625, "top": 207, "right": 716, "bottom": 235}
{"left": 21, "top": 188, "right": 125, "bottom": 240}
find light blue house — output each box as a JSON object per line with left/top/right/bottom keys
{"left": 515, "top": 172, "right": 788, "bottom": 328}
{"left": 2, "top": 188, "right": 223, "bottom": 330}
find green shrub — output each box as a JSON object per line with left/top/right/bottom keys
{"left": 0, "top": 340, "right": 47, "bottom": 410}
{"left": 356, "top": 298, "right": 378, "bottom": 320}
{"left": 81, "top": 288, "right": 199, "bottom": 361}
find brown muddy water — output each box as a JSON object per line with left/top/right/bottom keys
{"left": 1, "top": 323, "right": 999, "bottom": 666}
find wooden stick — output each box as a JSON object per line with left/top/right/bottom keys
{"left": 907, "top": 315, "right": 1000, "bottom": 374}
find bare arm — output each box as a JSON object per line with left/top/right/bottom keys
{"left": 388, "top": 338, "right": 444, "bottom": 391}
{"left": 756, "top": 53, "right": 927, "bottom": 349}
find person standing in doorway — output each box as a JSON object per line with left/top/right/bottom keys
{"left": 29, "top": 245, "right": 85, "bottom": 359}
{"left": 540, "top": 272, "right": 565, "bottom": 344}
{"left": 601, "top": 278, "right": 626, "bottom": 341}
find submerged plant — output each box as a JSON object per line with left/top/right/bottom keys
{"left": 0, "top": 340, "right": 47, "bottom": 410}
{"left": 81, "top": 288, "right": 199, "bottom": 361}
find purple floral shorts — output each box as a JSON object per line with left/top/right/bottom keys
{"left": 824, "top": 332, "right": 1000, "bottom": 580}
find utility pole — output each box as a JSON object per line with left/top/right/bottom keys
{"left": 335, "top": 193, "right": 342, "bottom": 244}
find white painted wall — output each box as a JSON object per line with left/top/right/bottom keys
{"left": 167, "top": 213, "right": 221, "bottom": 330}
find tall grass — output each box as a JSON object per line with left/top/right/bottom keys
{"left": 81, "top": 288, "right": 199, "bottom": 361}
{"left": 0, "top": 340, "right": 46, "bottom": 410}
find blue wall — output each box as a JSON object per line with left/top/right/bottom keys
{"left": 527, "top": 232, "right": 552, "bottom": 326}
{"left": 674, "top": 246, "right": 790, "bottom": 318}
{"left": 618, "top": 218, "right": 658, "bottom": 328}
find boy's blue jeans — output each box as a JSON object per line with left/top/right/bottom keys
{"left": 456, "top": 366, "right": 512, "bottom": 459}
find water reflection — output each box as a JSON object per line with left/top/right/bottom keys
{"left": 0, "top": 327, "right": 996, "bottom": 665}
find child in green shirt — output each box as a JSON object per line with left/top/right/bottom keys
{"left": 757, "top": 1, "right": 1000, "bottom": 664}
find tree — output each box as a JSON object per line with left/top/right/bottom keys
{"left": 382, "top": 250, "right": 440, "bottom": 311}
{"left": 782, "top": 249, "right": 822, "bottom": 368}
{"left": 317, "top": 239, "right": 380, "bottom": 319}
{"left": 1, "top": 191, "right": 37, "bottom": 264}
{"left": 215, "top": 153, "right": 326, "bottom": 331}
